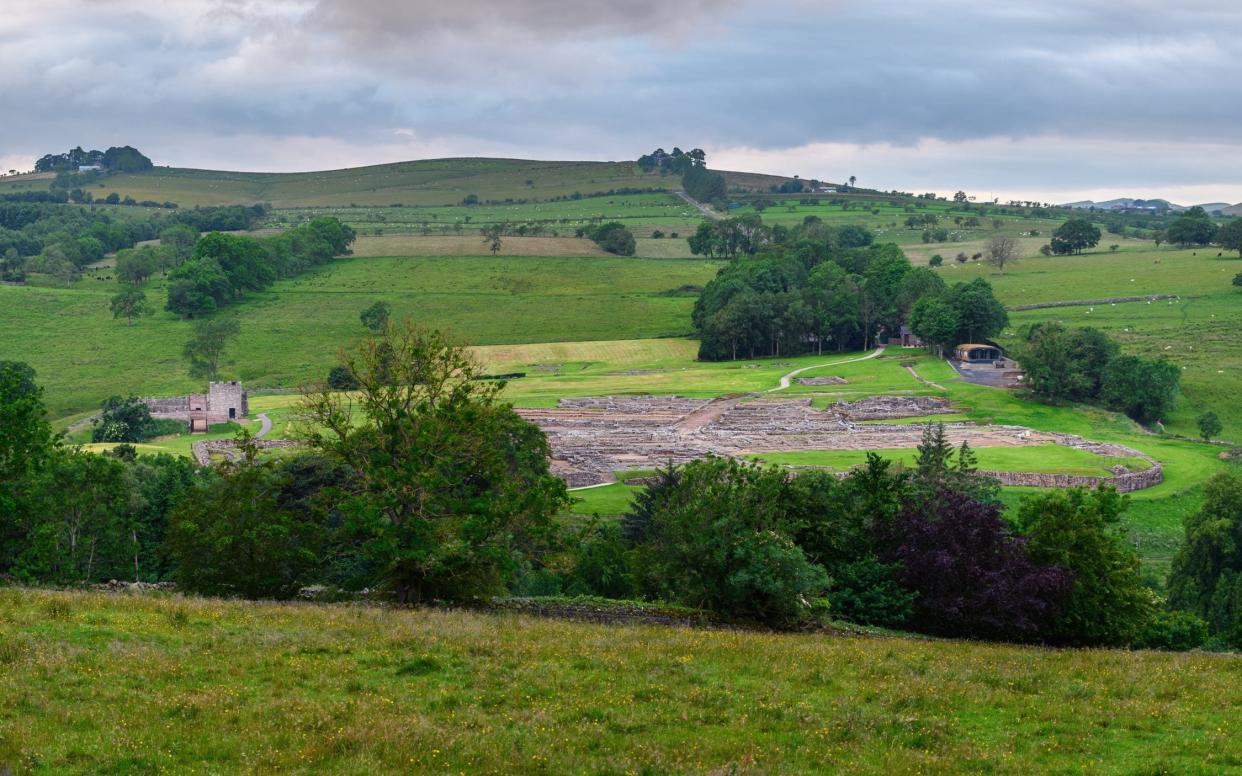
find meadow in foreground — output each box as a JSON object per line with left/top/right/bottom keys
{"left": 1, "top": 588, "right": 1239, "bottom": 776}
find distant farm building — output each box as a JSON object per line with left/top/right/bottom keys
{"left": 899, "top": 325, "right": 922, "bottom": 348}
{"left": 78, "top": 164, "right": 103, "bottom": 172}
{"left": 954, "top": 344, "right": 1003, "bottom": 364}
{"left": 143, "top": 381, "right": 248, "bottom": 433}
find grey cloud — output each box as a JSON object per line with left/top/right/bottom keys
{"left": 2, "top": 0, "right": 1242, "bottom": 201}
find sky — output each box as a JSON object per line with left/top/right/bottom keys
{"left": 2, "top": 0, "right": 1242, "bottom": 204}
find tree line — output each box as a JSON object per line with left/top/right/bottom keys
{"left": 34, "top": 145, "right": 154, "bottom": 174}
{"left": 690, "top": 216, "right": 1007, "bottom": 360}
{"left": 165, "top": 217, "right": 355, "bottom": 316}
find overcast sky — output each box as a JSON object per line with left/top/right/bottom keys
{"left": 3, "top": 0, "right": 1241, "bottom": 203}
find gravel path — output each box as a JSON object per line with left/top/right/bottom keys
{"left": 255, "top": 413, "right": 273, "bottom": 439}
{"left": 769, "top": 347, "right": 885, "bottom": 392}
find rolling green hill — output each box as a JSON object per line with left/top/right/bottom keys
{"left": 0, "top": 157, "right": 796, "bottom": 208}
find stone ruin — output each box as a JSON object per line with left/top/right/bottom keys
{"left": 514, "top": 394, "right": 1162, "bottom": 493}
{"left": 144, "top": 381, "right": 248, "bottom": 433}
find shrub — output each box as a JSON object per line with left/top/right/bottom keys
{"left": 587, "top": 222, "right": 637, "bottom": 256}
{"left": 629, "top": 457, "right": 829, "bottom": 627}
{"left": 326, "top": 365, "right": 360, "bottom": 390}
{"left": 885, "top": 488, "right": 1069, "bottom": 642}
{"left": 1137, "top": 610, "right": 1208, "bottom": 651}
{"left": 929, "top": 254, "right": 943, "bottom": 267}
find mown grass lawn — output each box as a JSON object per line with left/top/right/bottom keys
{"left": 1, "top": 588, "right": 1239, "bottom": 775}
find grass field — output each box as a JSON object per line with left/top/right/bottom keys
{"left": 2, "top": 588, "right": 1240, "bottom": 775}
{"left": 940, "top": 242, "right": 1242, "bottom": 438}
{"left": 0, "top": 161, "right": 794, "bottom": 209}
{"left": 0, "top": 255, "right": 722, "bottom": 416}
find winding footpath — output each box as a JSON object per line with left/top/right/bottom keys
{"left": 768, "top": 346, "right": 886, "bottom": 392}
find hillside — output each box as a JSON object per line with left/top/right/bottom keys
{"left": 2, "top": 588, "right": 1239, "bottom": 775}
{"left": 0, "top": 157, "right": 796, "bottom": 208}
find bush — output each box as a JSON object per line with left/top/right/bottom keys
{"left": 629, "top": 457, "right": 829, "bottom": 627}
{"left": 587, "top": 222, "right": 636, "bottom": 256}
{"left": 326, "top": 365, "right": 360, "bottom": 390}
{"left": 929, "top": 254, "right": 943, "bottom": 267}
{"left": 1137, "top": 610, "right": 1208, "bottom": 651}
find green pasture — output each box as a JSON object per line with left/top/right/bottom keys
{"left": 0, "top": 254, "right": 722, "bottom": 417}
{"left": 937, "top": 241, "right": 1242, "bottom": 438}
{"left": 266, "top": 193, "right": 700, "bottom": 237}
{"left": 3, "top": 588, "right": 1241, "bottom": 775}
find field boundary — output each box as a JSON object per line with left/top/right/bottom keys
{"left": 1009, "top": 294, "right": 1177, "bottom": 311}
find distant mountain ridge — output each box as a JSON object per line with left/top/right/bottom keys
{"left": 1062, "top": 197, "right": 1241, "bottom": 215}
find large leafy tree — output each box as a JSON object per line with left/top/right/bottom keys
{"left": 628, "top": 456, "right": 829, "bottom": 626}
{"left": 1217, "top": 219, "right": 1242, "bottom": 257}
{"left": 1100, "top": 354, "right": 1180, "bottom": 424}
{"left": 0, "top": 362, "right": 58, "bottom": 571}
{"left": 1166, "top": 206, "right": 1217, "bottom": 247}
{"left": 1168, "top": 471, "right": 1242, "bottom": 640}
{"left": 1018, "top": 487, "right": 1154, "bottom": 646}
{"left": 182, "top": 317, "right": 241, "bottom": 381}
{"left": 299, "top": 321, "right": 570, "bottom": 603}
{"left": 946, "top": 277, "right": 1008, "bottom": 343}
{"left": 166, "top": 437, "right": 324, "bottom": 598}
{"left": 110, "top": 288, "right": 153, "bottom": 326}
{"left": 883, "top": 488, "right": 1069, "bottom": 642}
{"left": 1049, "top": 218, "right": 1102, "bottom": 255}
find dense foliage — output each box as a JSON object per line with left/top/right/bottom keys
{"left": 1016, "top": 324, "right": 1180, "bottom": 424}
{"left": 682, "top": 165, "right": 726, "bottom": 203}
{"left": 691, "top": 217, "right": 1006, "bottom": 360}
{"left": 166, "top": 217, "right": 355, "bottom": 316}
{"left": 1049, "top": 218, "right": 1102, "bottom": 255}
{"left": 35, "top": 145, "right": 153, "bottom": 173}
{"left": 636, "top": 147, "right": 705, "bottom": 174}
{"left": 1168, "top": 470, "right": 1242, "bottom": 646}
{"left": 585, "top": 221, "right": 637, "bottom": 256}
{"left": 91, "top": 395, "right": 182, "bottom": 443}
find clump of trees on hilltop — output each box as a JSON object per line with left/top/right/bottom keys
{"left": 34, "top": 145, "right": 154, "bottom": 173}
{"left": 636, "top": 147, "right": 705, "bottom": 174}
{"left": 688, "top": 214, "right": 1007, "bottom": 359}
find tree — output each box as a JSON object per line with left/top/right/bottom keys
{"left": 166, "top": 436, "right": 324, "bottom": 598}
{"left": 18, "top": 449, "right": 133, "bottom": 583}
{"left": 115, "top": 247, "right": 161, "bottom": 285}
{"left": 587, "top": 222, "right": 637, "bottom": 256}
{"left": 1198, "top": 411, "right": 1223, "bottom": 442}
{"left": 1152, "top": 229, "right": 1166, "bottom": 248}
{"left": 1217, "top": 219, "right": 1242, "bottom": 258}
{"left": 909, "top": 297, "right": 959, "bottom": 355}
{"left": 159, "top": 224, "right": 199, "bottom": 265}
{"left": 299, "top": 321, "right": 571, "bottom": 603}
{"left": 482, "top": 223, "right": 504, "bottom": 255}
{"left": 1049, "top": 218, "right": 1101, "bottom": 255}
{"left": 1017, "top": 487, "right": 1153, "bottom": 646}
{"left": 1168, "top": 471, "right": 1242, "bottom": 640}
{"left": 946, "top": 277, "right": 1008, "bottom": 343}
{"left": 359, "top": 301, "right": 391, "bottom": 333}
{"left": 110, "top": 288, "right": 152, "bottom": 327}
{"left": 1235, "top": 271, "right": 1242, "bottom": 288}
{"left": 628, "top": 456, "right": 829, "bottom": 627}
{"left": 326, "top": 364, "right": 360, "bottom": 390}
{"left": 1100, "top": 354, "right": 1180, "bottom": 424}
{"left": 885, "top": 488, "right": 1069, "bottom": 642}
{"left": 1167, "top": 207, "right": 1217, "bottom": 247}
{"left": 848, "top": 175, "right": 856, "bottom": 188}
{"left": 983, "top": 235, "right": 1017, "bottom": 273}
{"left": 91, "top": 395, "right": 158, "bottom": 442}
{"left": 1018, "top": 324, "right": 1118, "bottom": 403}
{"left": 182, "top": 318, "right": 240, "bottom": 381}
{"left": 0, "top": 362, "right": 57, "bottom": 570}
{"left": 166, "top": 257, "right": 230, "bottom": 317}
